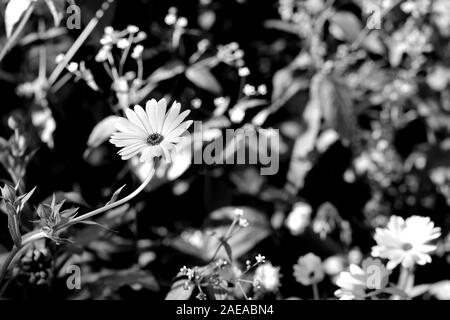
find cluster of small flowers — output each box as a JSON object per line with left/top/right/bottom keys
{"left": 243, "top": 84, "right": 267, "bottom": 97}
{"left": 96, "top": 25, "right": 146, "bottom": 63}
{"left": 278, "top": 0, "right": 324, "bottom": 22}
{"left": 217, "top": 42, "right": 245, "bottom": 68}
{"left": 164, "top": 7, "right": 188, "bottom": 28}
{"left": 401, "top": 0, "right": 431, "bottom": 18}
{"left": 58, "top": 57, "right": 99, "bottom": 91}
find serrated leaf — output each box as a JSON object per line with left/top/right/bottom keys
{"left": 186, "top": 65, "right": 222, "bottom": 95}
{"left": 43, "top": 191, "right": 90, "bottom": 208}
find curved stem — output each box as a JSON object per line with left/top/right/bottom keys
{"left": 57, "top": 167, "right": 155, "bottom": 230}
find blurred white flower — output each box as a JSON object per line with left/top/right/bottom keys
{"left": 334, "top": 258, "right": 390, "bottom": 300}
{"left": 95, "top": 45, "right": 112, "bottom": 63}
{"left": 127, "top": 25, "right": 139, "bottom": 34}
{"left": 334, "top": 264, "right": 367, "bottom": 300}
{"left": 32, "top": 108, "right": 56, "bottom": 149}
{"left": 293, "top": 253, "right": 324, "bottom": 286}
{"left": 348, "top": 247, "right": 363, "bottom": 266}
{"left": 428, "top": 281, "right": 450, "bottom": 300}
{"left": 110, "top": 98, "right": 192, "bottom": 163}
{"left": 238, "top": 67, "right": 250, "bottom": 77}
{"left": 117, "top": 38, "right": 130, "bottom": 50}
{"left": 371, "top": 215, "right": 441, "bottom": 270}
{"left": 253, "top": 262, "right": 281, "bottom": 292}
{"left": 131, "top": 45, "right": 144, "bottom": 59}
{"left": 255, "top": 254, "right": 266, "bottom": 264}
{"left": 285, "top": 202, "right": 312, "bottom": 235}
{"left": 323, "top": 255, "right": 345, "bottom": 276}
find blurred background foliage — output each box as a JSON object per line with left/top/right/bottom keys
{"left": 0, "top": 0, "right": 450, "bottom": 300}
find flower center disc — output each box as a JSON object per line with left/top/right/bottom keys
{"left": 147, "top": 133, "right": 163, "bottom": 146}
{"left": 401, "top": 242, "right": 413, "bottom": 251}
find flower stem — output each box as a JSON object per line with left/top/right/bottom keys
{"left": 395, "top": 266, "right": 413, "bottom": 300}
{"left": 312, "top": 282, "right": 320, "bottom": 300}
{"left": 57, "top": 167, "right": 155, "bottom": 230}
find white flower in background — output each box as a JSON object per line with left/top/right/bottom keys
{"left": 131, "top": 45, "right": 144, "bottom": 59}
{"left": 323, "top": 255, "right": 346, "bottom": 276}
{"left": 293, "top": 253, "right": 324, "bottom": 286}
{"left": 428, "top": 281, "right": 450, "bottom": 300}
{"left": 285, "top": 202, "right": 312, "bottom": 235}
{"left": 110, "top": 98, "right": 192, "bottom": 163}
{"left": 334, "top": 264, "right": 367, "bottom": 300}
{"left": 253, "top": 262, "right": 281, "bottom": 292}
{"left": 334, "top": 258, "right": 390, "bottom": 300}
{"left": 371, "top": 215, "right": 441, "bottom": 270}
{"left": 31, "top": 108, "right": 56, "bottom": 149}
{"left": 95, "top": 45, "right": 112, "bottom": 63}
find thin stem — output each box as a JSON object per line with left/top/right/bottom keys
{"left": 137, "top": 58, "right": 144, "bottom": 82}
{"left": 48, "top": 0, "right": 117, "bottom": 87}
{"left": 0, "top": 1, "right": 36, "bottom": 62}
{"left": 312, "top": 282, "right": 320, "bottom": 300}
{"left": 209, "top": 218, "right": 238, "bottom": 262}
{"left": 38, "top": 20, "right": 47, "bottom": 81}
{"left": 0, "top": 245, "right": 19, "bottom": 288}
{"left": 237, "top": 281, "right": 249, "bottom": 300}
{"left": 394, "top": 266, "right": 412, "bottom": 300}
{"left": 107, "top": 52, "right": 120, "bottom": 81}
{"left": 103, "top": 61, "right": 115, "bottom": 80}
{"left": 57, "top": 167, "right": 155, "bottom": 230}
{"left": 50, "top": 72, "right": 73, "bottom": 93}
{"left": 119, "top": 34, "right": 134, "bottom": 75}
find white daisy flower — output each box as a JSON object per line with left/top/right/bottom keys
{"left": 110, "top": 98, "right": 192, "bottom": 163}
{"left": 371, "top": 215, "right": 441, "bottom": 270}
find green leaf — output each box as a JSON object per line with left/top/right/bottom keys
{"left": 318, "top": 75, "right": 357, "bottom": 144}
{"left": 186, "top": 65, "right": 222, "bottom": 95}
{"left": 106, "top": 185, "right": 126, "bottom": 206}
{"left": 329, "top": 11, "right": 362, "bottom": 42}
{"left": 204, "top": 206, "right": 271, "bottom": 260}
{"left": 165, "top": 275, "right": 194, "bottom": 300}
{"left": 148, "top": 60, "right": 186, "bottom": 83}
{"left": 382, "top": 287, "right": 409, "bottom": 298}
{"left": 4, "top": 0, "right": 32, "bottom": 38}
{"left": 86, "top": 115, "right": 121, "bottom": 150}
{"left": 221, "top": 239, "right": 233, "bottom": 262}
